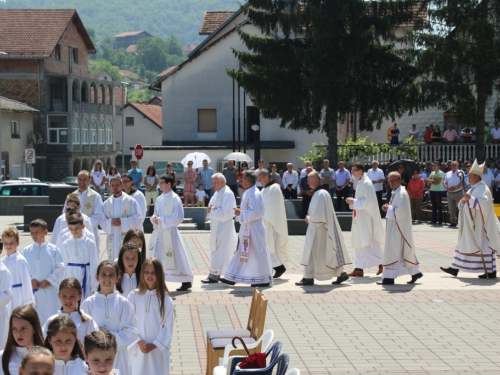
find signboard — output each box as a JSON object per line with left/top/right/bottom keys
{"left": 134, "top": 144, "right": 144, "bottom": 160}
{"left": 25, "top": 148, "right": 36, "bottom": 164}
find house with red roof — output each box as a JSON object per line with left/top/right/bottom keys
{"left": 0, "top": 9, "right": 123, "bottom": 181}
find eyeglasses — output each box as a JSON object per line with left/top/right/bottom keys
{"left": 388, "top": 179, "right": 400, "bottom": 183}
{"left": 122, "top": 179, "right": 132, "bottom": 183}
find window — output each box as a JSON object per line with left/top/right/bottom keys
{"left": 72, "top": 119, "right": 80, "bottom": 145}
{"left": 81, "top": 120, "right": 89, "bottom": 144}
{"left": 54, "top": 45, "right": 61, "bottom": 60}
{"left": 11, "top": 121, "right": 19, "bottom": 138}
{"left": 198, "top": 109, "right": 217, "bottom": 132}
{"left": 72, "top": 48, "right": 79, "bottom": 64}
{"left": 106, "top": 121, "right": 112, "bottom": 145}
{"left": 98, "top": 121, "right": 105, "bottom": 144}
{"left": 48, "top": 116, "right": 68, "bottom": 144}
{"left": 90, "top": 121, "right": 97, "bottom": 144}
{"left": 126, "top": 117, "right": 134, "bottom": 126}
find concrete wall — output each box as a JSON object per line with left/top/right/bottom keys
{"left": 0, "top": 196, "right": 49, "bottom": 215}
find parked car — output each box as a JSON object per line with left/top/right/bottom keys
{"left": 0, "top": 182, "right": 52, "bottom": 196}
{"left": 2, "top": 178, "right": 41, "bottom": 184}
{"left": 62, "top": 176, "right": 78, "bottom": 186}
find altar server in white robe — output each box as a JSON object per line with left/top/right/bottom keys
{"left": 1, "top": 227, "right": 34, "bottom": 309}
{"left": 220, "top": 170, "right": 273, "bottom": 287}
{"left": 441, "top": 159, "right": 500, "bottom": 279}
{"left": 74, "top": 170, "right": 103, "bottom": 251}
{"left": 202, "top": 173, "right": 237, "bottom": 283}
{"left": 22, "top": 219, "right": 65, "bottom": 324}
{"left": 379, "top": 172, "right": 423, "bottom": 285}
{"left": 55, "top": 210, "right": 95, "bottom": 250}
{"left": 52, "top": 194, "right": 92, "bottom": 246}
{"left": 150, "top": 173, "right": 194, "bottom": 292}
{"left": 101, "top": 176, "right": 142, "bottom": 260}
{"left": 128, "top": 258, "right": 174, "bottom": 374}
{"left": 260, "top": 169, "right": 290, "bottom": 279}
{"left": 0, "top": 262, "right": 12, "bottom": 351}
{"left": 345, "top": 163, "right": 385, "bottom": 277}
{"left": 82, "top": 260, "right": 138, "bottom": 375}
{"left": 122, "top": 172, "right": 147, "bottom": 231}
{"left": 296, "top": 171, "right": 352, "bottom": 286}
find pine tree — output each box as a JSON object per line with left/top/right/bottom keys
{"left": 228, "top": 0, "right": 423, "bottom": 165}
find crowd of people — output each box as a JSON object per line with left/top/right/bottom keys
{"left": 1, "top": 152, "right": 500, "bottom": 375}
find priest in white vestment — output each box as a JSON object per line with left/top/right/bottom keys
{"left": 202, "top": 173, "right": 237, "bottom": 283}
{"left": 441, "top": 159, "right": 500, "bottom": 279}
{"left": 122, "top": 172, "right": 147, "bottom": 231}
{"left": 221, "top": 170, "right": 273, "bottom": 287}
{"left": 345, "top": 163, "right": 384, "bottom": 277}
{"left": 296, "top": 171, "right": 351, "bottom": 286}
{"left": 73, "top": 170, "right": 103, "bottom": 251}
{"left": 150, "top": 173, "right": 194, "bottom": 291}
{"left": 100, "top": 176, "right": 142, "bottom": 259}
{"left": 0, "top": 262, "right": 12, "bottom": 351}
{"left": 260, "top": 169, "right": 290, "bottom": 278}
{"left": 379, "top": 172, "right": 423, "bottom": 285}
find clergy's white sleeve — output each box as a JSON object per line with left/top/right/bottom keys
{"left": 351, "top": 198, "right": 365, "bottom": 210}
{"left": 153, "top": 296, "right": 174, "bottom": 353}
{"left": 468, "top": 196, "right": 480, "bottom": 209}
{"left": 19, "top": 259, "right": 35, "bottom": 306}
{"left": 90, "top": 195, "right": 104, "bottom": 228}
{"left": 89, "top": 241, "right": 99, "bottom": 294}
{"left": 120, "top": 199, "right": 142, "bottom": 232}
{"left": 239, "top": 195, "right": 265, "bottom": 223}
{"left": 100, "top": 202, "right": 113, "bottom": 233}
{"left": 45, "top": 247, "right": 65, "bottom": 287}
{"left": 385, "top": 206, "right": 395, "bottom": 219}
{"left": 0, "top": 266, "right": 12, "bottom": 310}
{"left": 115, "top": 299, "right": 139, "bottom": 350}
{"left": 50, "top": 216, "right": 63, "bottom": 245}
{"left": 159, "top": 197, "right": 184, "bottom": 228}
{"left": 133, "top": 192, "right": 147, "bottom": 226}
{"left": 210, "top": 194, "right": 236, "bottom": 222}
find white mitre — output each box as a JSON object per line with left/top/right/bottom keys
{"left": 469, "top": 159, "right": 485, "bottom": 177}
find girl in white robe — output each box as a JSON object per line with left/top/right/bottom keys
{"left": 81, "top": 261, "right": 138, "bottom": 375}
{"left": 44, "top": 316, "right": 89, "bottom": 375}
{"left": 0, "top": 305, "right": 45, "bottom": 375}
{"left": 0, "top": 263, "right": 12, "bottom": 351}
{"left": 18, "top": 347, "right": 55, "bottom": 375}
{"left": 127, "top": 258, "right": 174, "bottom": 375}
{"left": 83, "top": 330, "right": 119, "bottom": 375}
{"left": 116, "top": 230, "right": 147, "bottom": 296}
{"left": 43, "top": 278, "right": 98, "bottom": 344}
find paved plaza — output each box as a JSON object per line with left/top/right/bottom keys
{"left": 2, "top": 215, "right": 500, "bottom": 375}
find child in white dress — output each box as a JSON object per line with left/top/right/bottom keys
{"left": 117, "top": 229, "right": 146, "bottom": 296}
{"left": 84, "top": 330, "right": 120, "bottom": 375}
{"left": 18, "top": 347, "right": 55, "bottom": 375}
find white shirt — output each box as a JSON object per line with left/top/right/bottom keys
{"left": 482, "top": 171, "right": 495, "bottom": 190}
{"left": 366, "top": 168, "right": 385, "bottom": 192}
{"left": 491, "top": 127, "right": 500, "bottom": 140}
{"left": 91, "top": 170, "right": 106, "bottom": 187}
{"left": 282, "top": 170, "right": 299, "bottom": 189}
{"left": 196, "top": 189, "right": 207, "bottom": 201}
{"left": 444, "top": 170, "right": 464, "bottom": 192}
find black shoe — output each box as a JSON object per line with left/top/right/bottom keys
{"left": 449, "top": 223, "right": 457, "bottom": 227}
{"left": 201, "top": 278, "right": 219, "bottom": 284}
{"left": 176, "top": 282, "right": 192, "bottom": 291}
{"left": 377, "top": 278, "right": 395, "bottom": 285}
{"left": 219, "top": 278, "right": 236, "bottom": 286}
{"left": 407, "top": 273, "right": 424, "bottom": 284}
{"left": 295, "top": 278, "right": 314, "bottom": 286}
{"left": 332, "top": 273, "right": 349, "bottom": 285}
{"left": 273, "top": 265, "right": 287, "bottom": 279}
{"left": 478, "top": 272, "right": 497, "bottom": 279}
{"left": 251, "top": 283, "right": 270, "bottom": 287}
{"left": 440, "top": 267, "right": 458, "bottom": 277}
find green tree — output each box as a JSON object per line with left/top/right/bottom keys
{"left": 89, "top": 60, "right": 123, "bottom": 82}
{"left": 137, "top": 37, "right": 169, "bottom": 72}
{"left": 166, "top": 35, "right": 184, "bottom": 57}
{"left": 412, "top": 0, "right": 500, "bottom": 162}
{"left": 228, "top": 0, "right": 422, "bottom": 166}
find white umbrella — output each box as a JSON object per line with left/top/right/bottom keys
{"left": 180, "top": 152, "right": 211, "bottom": 169}
{"left": 223, "top": 152, "right": 253, "bottom": 163}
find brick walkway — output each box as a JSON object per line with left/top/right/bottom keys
{"left": 4, "top": 216, "right": 500, "bottom": 375}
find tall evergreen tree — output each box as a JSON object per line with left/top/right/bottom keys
{"left": 228, "top": 0, "right": 423, "bottom": 165}
{"left": 412, "top": 0, "right": 500, "bottom": 162}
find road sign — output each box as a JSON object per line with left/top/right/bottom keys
{"left": 134, "top": 144, "right": 144, "bottom": 160}
{"left": 25, "top": 148, "right": 36, "bottom": 164}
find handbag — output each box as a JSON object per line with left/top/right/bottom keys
{"left": 232, "top": 337, "right": 266, "bottom": 369}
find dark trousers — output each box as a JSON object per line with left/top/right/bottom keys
{"left": 284, "top": 187, "right": 297, "bottom": 199}
{"left": 302, "top": 194, "right": 312, "bottom": 218}
{"left": 375, "top": 190, "right": 384, "bottom": 217}
{"left": 228, "top": 184, "right": 238, "bottom": 198}
{"left": 336, "top": 187, "right": 349, "bottom": 212}
{"left": 430, "top": 190, "right": 443, "bottom": 224}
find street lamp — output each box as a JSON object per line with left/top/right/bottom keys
{"left": 120, "top": 81, "right": 129, "bottom": 174}
{"left": 0, "top": 51, "right": 8, "bottom": 182}
{"left": 251, "top": 124, "right": 260, "bottom": 165}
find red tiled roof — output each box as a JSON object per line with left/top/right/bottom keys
{"left": 183, "top": 44, "right": 197, "bottom": 53}
{"left": 199, "top": 11, "right": 235, "bottom": 35}
{"left": 126, "top": 102, "right": 162, "bottom": 129}
{"left": 157, "top": 66, "right": 177, "bottom": 78}
{"left": 126, "top": 44, "right": 137, "bottom": 53}
{"left": 114, "top": 30, "right": 149, "bottom": 38}
{"left": 0, "top": 9, "right": 95, "bottom": 58}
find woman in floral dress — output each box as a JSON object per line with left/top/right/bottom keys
{"left": 183, "top": 161, "right": 197, "bottom": 206}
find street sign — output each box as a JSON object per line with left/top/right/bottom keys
{"left": 25, "top": 148, "right": 36, "bottom": 164}
{"left": 134, "top": 144, "right": 144, "bottom": 160}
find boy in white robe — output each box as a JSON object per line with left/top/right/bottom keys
{"left": 221, "top": 170, "right": 273, "bottom": 287}
{"left": 150, "top": 173, "right": 194, "bottom": 291}
{"left": 0, "top": 260, "right": 12, "bottom": 351}
{"left": 22, "top": 219, "right": 65, "bottom": 324}
{"left": 51, "top": 194, "right": 92, "bottom": 246}
{"left": 0, "top": 227, "right": 34, "bottom": 309}
{"left": 346, "top": 163, "right": 385, "bottom": 277}
{"left": 260, "top": 170, "right": 290, "bottom": 279}
{"left": 296, "top": 171, "right": 351, "bottom": 286}
{"left": 441, "top": 159, "right": 500, "bottom": 278}
{"left": 101, "top": 176, "right": 142, "bottom": 259}
{"left": 59, "top": 214, "right": 99, "bottom": 298}
{"left": 379, "top": 172, "right": 423, "bottom": 285}
{"left": 202, "top": 173, "right": 237, "bottom": 283}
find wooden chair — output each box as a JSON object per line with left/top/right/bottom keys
{"left": 206, "top": 293, "right": 268, "bottom": 375}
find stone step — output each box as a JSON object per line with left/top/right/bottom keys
{"left": 182, "top": 218, "right": 194, "bottom": 223}
{"left": 178, "top": 223, "right": 198, "bottom": 231}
